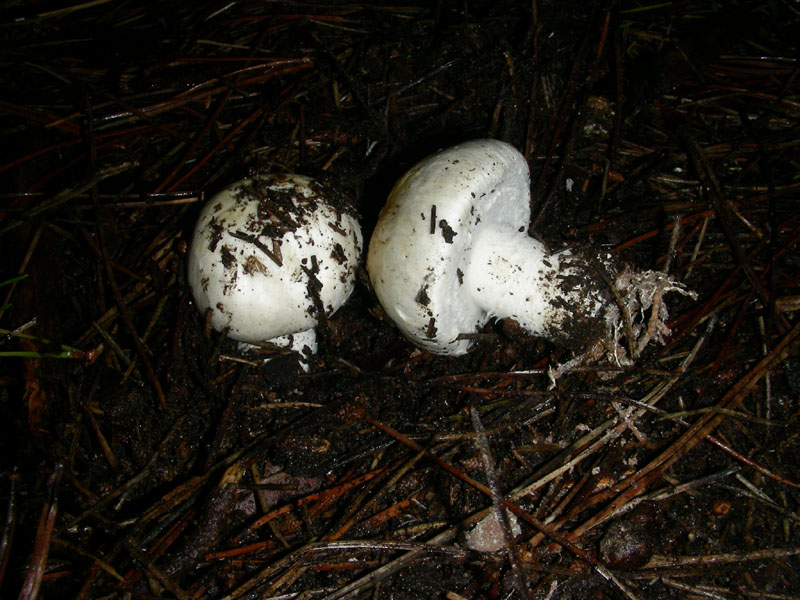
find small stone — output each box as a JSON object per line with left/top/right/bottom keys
{"left": 465, "top": 511, "right": 521, "bottom": 553}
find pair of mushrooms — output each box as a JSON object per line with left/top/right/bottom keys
{"left": 188, "top": 139, "right": 685, "bottom": 366}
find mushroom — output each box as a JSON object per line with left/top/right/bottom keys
{"left": 367, "top": 139, "right": 692, "bottom": 365}
{"left": 188, "top": 173, "right": 362, "bottom": 361}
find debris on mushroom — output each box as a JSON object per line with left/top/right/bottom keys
{"left": 187, "top": 173, "right": 362, "bottom": 364}
{"left": 366, "top": 139, "right": 694, "bottom": 375}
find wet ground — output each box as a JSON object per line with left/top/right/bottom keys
{"left": 1, "top": 1, "right": 799, "bottom": 598}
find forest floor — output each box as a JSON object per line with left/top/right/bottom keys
{"left": 1, "top": 1, "right": 799, "bottom": 598}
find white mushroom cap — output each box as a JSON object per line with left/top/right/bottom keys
{"left": 367, "top": 139, "right": 531, "bottom": 354}
{"left": 369, "top": 139, "right": 695, "bottom": 368}
{"left": 188, "top": 173, "right": 362, "bottom": 352}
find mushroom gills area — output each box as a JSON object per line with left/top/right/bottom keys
{"left": 464, "top": 223, "right": 608, "bottom": 345}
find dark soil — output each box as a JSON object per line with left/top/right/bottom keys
{"left": 1, "top": 1, "right": 799, "bottom": 598}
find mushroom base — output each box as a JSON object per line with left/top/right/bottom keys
{"left": 465, "top": 224, "right": 613, "bottom": 350}
{"left": 466, "top": 223, "right": 696, "bottom": 374}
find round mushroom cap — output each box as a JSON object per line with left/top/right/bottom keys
{"left": 188, "top": 173, "right": 362, "bottom": 344}
{"left": 367, "top": 139, "right": 530, "bottom": 354}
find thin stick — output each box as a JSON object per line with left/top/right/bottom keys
{"left": 568, "top": 319, "right": 800, "bottom": 542}
{"left": 470, "top": 407, "right": 531, "bottom": 599}
{"left": 17, "top": 465, "right": 63, "bottom": 600}
{"left": 84, "top": 91, "right": 166, "bottom": 410}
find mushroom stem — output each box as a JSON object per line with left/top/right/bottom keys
{"left": 238, "top": 328, "right": 317, "bottom": 371}
{"left": 465, "top": 223, "right": 612, "bottom": 349}
{"left": 270, "top": 328, "right": 317, "bottom": 356}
